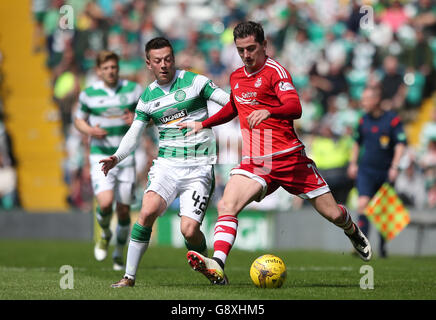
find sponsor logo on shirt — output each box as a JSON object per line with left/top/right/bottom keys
{"left": 235, "top": 92, "right": 259, "bottom": 105}
{"left": 242, "top": 92, "right": 257, "bottom": 99}
{"left": 278, "top": 81, "right": 294, "bottom": 91}
{"left": 159, "top": 108, "right": 188, "bottom": 124}
{"left": 102, "top": 108, "right": 124, "bottom": 119}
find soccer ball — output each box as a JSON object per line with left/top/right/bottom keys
{"left": 249, "top": 254, "right": 287, "bottom": 288}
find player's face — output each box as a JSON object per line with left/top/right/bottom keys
{"left": 146, "top": 47, "right": 176, "bottom": 85}
{"left": 361, "top": 88, "right": 380, "bottom": 113}
{"left": 97, "top": 59, "right": 119, "bottom": 87}
{"left": 235, "top": 35, "right": 267, "bottom": 73}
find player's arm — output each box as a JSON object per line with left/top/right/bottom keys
{"left": 246, "top": 76, "right": 302, "bottom": 128}
{"left": 99, "top": 119, "right": 145, "bottom": 176}
{"left": 347, "top": 142, "right": 360, "bottom": 179}
{"left": 74, "top": 117, "right": 108, "bottom": 139}
{"left": 347, "top": 118, "right": 363, "bottom": 179}
{"left": 388, "top": 116, "right": 407, "bottom": 182}
{"left": 100, "top": 96, "right": 149, "bottom": 176}
{"left": 178, "top": 94, "right": 238, "bottom": 136}
{"left": 74, "top": 94, "right": 108, "bottom": 139}
{"left": 246, "top": 97, "right": 302, "bottom": 128}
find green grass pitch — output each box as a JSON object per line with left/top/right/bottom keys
{"left": 0, "top": 240, "right": 435, "bottom": 300}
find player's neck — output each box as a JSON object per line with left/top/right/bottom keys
{"left": 370, "top": 108, "right": 384, "bottom": 118}
{"left": 245, "top": 56, "right": 267, "bottom": 75}
{"left": 103, "top": 79, "right": 120, "bottom": 90}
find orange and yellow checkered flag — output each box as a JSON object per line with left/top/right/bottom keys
{"left": 364, "top": 183, "right": 410, "bottom": 241}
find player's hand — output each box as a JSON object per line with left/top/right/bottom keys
{"left": 247, "top": 110, "right": 271, "bottom": 128}
{"left": 99, "top": 155, "right": 118, "bottom": 176}
{"left": 90, "top": 125, "right": 108, "bottom": 139}
{"left": 177, "top": 121, "right": 203, "bottom": 136}
{"left": 347, "top": 163, "right": 358, "bottom": 179}
{"left": 388, "top": 167, "right": 399, "bottom": 183}
{"left": 122, "top": 110, "right": 135, "bottom": 125}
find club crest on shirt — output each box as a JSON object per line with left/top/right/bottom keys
{"left": 119, "top": 94, "right": 128, "bottom": 105}
{"left": 174, "top": 90, "right": 186, "bottom": 102}
{"left": 254, "top": 77, "right": 262, "bottom": 88}
{"left": 379, "top": 135, "right": 390, "bottom": 148}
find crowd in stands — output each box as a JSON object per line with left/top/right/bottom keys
{"left": 3, "top": 0, "right": 436, "bottom": 212}
{"left": 0, "top": 51, "right": 18, "bottom": 210}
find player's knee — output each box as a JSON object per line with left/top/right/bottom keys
{"left": 138, "top": 208, "right": 159, "bottom": 226}
{"left": 217, "top": 199, "right": 237, "bottom": 216}
{"left": 116, "top": 204, "right": 130, "bottom": 220}
{"left": 99, "top": 203, "right": 113, "bottom": 215}
{"left": 181, "top": 220, "right": 200, "bottom": 241}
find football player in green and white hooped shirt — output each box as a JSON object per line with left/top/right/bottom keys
{"left": 100, "top": 37, "right": 230, "bottom": 288}
{"left": 74, "top": 51, "right": 143, "bottom": 271}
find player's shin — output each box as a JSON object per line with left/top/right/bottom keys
{"left": 212, "top": 215, "right": 238, "bottom": 268}
{"left": 336, "top": 204, "right": 355, "bottom": 235}
{"left": 124, "top": 222, "right": 152, "bottom": 280}
{"left": 96, "top": 205, "right": 113, "bottom": 239}
{"left": 113, "top": 217, "right": 131, "bottom": 259}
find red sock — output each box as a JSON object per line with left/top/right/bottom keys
{"left": 337, "top": 204, "right": 355, "bottom": 235}
{"left": 212, "top": 215, "right": 238, "bottom": 266}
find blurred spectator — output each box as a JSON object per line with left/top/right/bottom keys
{"left": 309, "top": 119, "right": 354, "bottom": 204}
{"left": 281, "top": 28, "right": 320, "bottom": 82}
{"left": 222, "top": 0, "right": 246, "bottom": 29}
{"left": 0, "top": 121, "right": 17, "bottom": 210}
{"left": 26, "top": 0, "right": 436, "bottom": 212}
{"left": 311, "top": 61, "right": 348, "bottom": 113}
{"left": 395, "top": 151, "right": 427, "bottom": 210}
{"left": 379, "top": 55, "right": 407, "bottom": 111}
{"left": 380, "top": 0, "right": 410, "bottom": 33}
{"left": 419, "top": 138, "right": 436, "bottom": 208}
{"left": 420, "top": 105, "right": 436, "bottom": 151}
{"left": 51, "top": 43, "right": 81, "bottom": 136}
{"left": 413, "top": 0, "right": 436, "bottom": 37}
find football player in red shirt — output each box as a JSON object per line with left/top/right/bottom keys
{"left": 179, "top": 21, "right": 372, "bottom": 285}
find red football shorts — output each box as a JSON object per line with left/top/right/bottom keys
{"left": 230, "top": 149, "right": 330, "bottom": 201}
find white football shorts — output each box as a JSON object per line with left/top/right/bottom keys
{"left": 145, "top": 158, "right": 215, "bottom": 224}
{"left": 90, "top": 155, "right": 136, "bottom": 205}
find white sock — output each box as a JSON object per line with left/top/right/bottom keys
{"left": 124, "top": 240, "right": 149, "bottom": 280}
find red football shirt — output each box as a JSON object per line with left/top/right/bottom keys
{"left": 230, "top": 57, "right": 304, "bottom": 159}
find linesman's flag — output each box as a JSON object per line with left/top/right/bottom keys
{"left": 364, "top": 183, "right": 410, "bottom": 241}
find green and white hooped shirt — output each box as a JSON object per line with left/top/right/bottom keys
{"left": 76, "top": 79, "right": 143, "bottom": 167}
{"left": 114, "top": 70, "right": 230, "bottom": 167}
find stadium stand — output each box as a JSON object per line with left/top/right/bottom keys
{"left": 1, "top": 0, "right": 436, "bottom": 216}
{"left": 0, "top": 1, "right": 69, "bottom": 211}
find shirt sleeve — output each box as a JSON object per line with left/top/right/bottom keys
{"left": 202, "top": 94, "right": 238, "bottom": 128}
{"left": 75, "top": 91, "right": 90, "bottom": 120}
{"left": 271, "top": 68, "right": 300, "bottom": 105}
{"left": 390, "top": 115, "right": 407, "bottom": 145}
{"left": 354, "top": 117, "right": 364, "bottom": 145}
{"left": 129, "top": 83, "right": 144, "bottom": 112}
{"left": 114, "top": 120, "right": 146, "bottom": 162}
{"left": 134, "top": 91, "right": 151, "bottom": 123}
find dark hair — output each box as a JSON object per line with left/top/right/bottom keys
{"left": 96, "top": 50, "right": 119, "bottom": 67}
{"left": 233, "top": 21, "right": 265, "bottom": 44}
{"left": 145, "top": 37, "right": 174, "bottom": 59}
